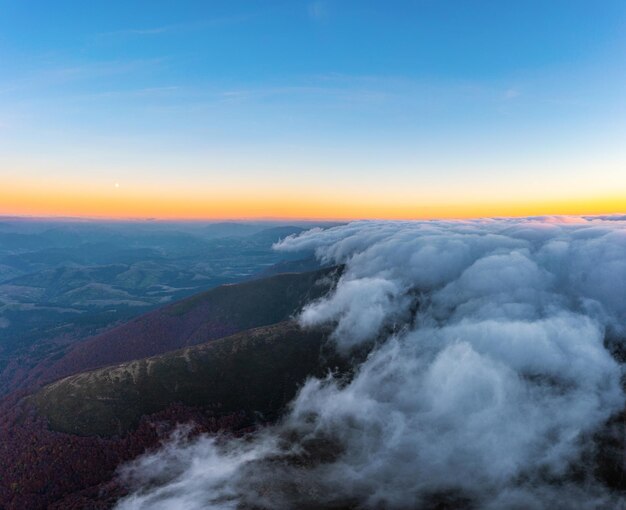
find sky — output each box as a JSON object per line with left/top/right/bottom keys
{"left": 1, "top": 0, "right": 625, "bottom": 220}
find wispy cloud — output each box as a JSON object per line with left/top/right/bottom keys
{"left": 102, "top": 26, "right": 172, "bottom": 37}
{"left": 504, "top": 87, "right": 521, "bottom": 100}
{"left": 308, "top": 1, "right": 329, "bottom": 21}
{"left": 94, "top": 15, "right": 254, "bottom": 41}
{"left": 45, "top": 58, "right": 166, "bottom": 81}
{"left": 0, "top": 58, "right": 167, "bottom": 96}
{"left": 67, "top": 86, "right": 182, "bottom": 103}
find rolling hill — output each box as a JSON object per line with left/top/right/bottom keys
{"left": 1, "top": 320, "right": 342, "bottom": 509}
{"left": 32, "top": 321, "right": 340, "bottom": 436}
{"left": 39, "top": 266, "right": 340, "bottom": 386}
{"left": 0, "top": 220, "right": 330, "bottom": 397}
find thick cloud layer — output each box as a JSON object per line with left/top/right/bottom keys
{"left": 116, "top": 217, "right": 626, "bottom": 510}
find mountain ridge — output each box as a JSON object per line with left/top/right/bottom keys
{"left": 32, "top": 320, "right": 340, "bottom": 437}
{"left": 37, "top": 266, "right": 340, "bottom": 387}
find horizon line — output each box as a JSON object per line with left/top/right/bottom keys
{"left": 2, "top": 211, "right": 625, "bottom": 224}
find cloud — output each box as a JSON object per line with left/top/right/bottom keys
{"left": 504, "top": 87, "right": 521, "bottom": 100}
{"left": 94, "top": 27, "right": 171, "bottom": 38}
{"left": 308, "top": 1, "right": 329, "bottom": 21}
{"left": 1, "top": 58, "right": 168, "bottom": 94}
{"left": 94, "top": 16, "right": 254, "bottom": 41}
{"left": 116, "top": 217, "right": 626, "bottom": 509}
{"left": 585, "top": 214, "right": 626, "bottom": 222}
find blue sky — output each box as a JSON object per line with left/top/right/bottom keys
{"left": 1, "top": 1, "right": 625, "bottom": 218}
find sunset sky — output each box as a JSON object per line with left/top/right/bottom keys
{"left": 1, "top": 0, "right": 625, "bottom": 220}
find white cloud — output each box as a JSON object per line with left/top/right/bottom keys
{"left": 116, "top": 216, "right": 626, "bottom": 509}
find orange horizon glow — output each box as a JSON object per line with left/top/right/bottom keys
{"left": 2, "top": 182, "right": 624, "bottom": 222}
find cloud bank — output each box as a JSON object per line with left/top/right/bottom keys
{"left": 116, "top": 217, "right": 626, "bottom": 510}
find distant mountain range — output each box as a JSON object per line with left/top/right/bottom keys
{"left": 0, "top": 221, "right": 341, "bottom": 397}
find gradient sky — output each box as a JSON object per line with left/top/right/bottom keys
{"left": 1, "top": 0, "right": 625, "bottom": 220}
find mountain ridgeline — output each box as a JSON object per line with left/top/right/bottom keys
{"left": 0, "top": 219, "right": 347, "bottom": 397}
{"left": 32, "top": 321, "right": 340, "bottom": 437}
{"left": 40, "top": 266, "right": 341, "bottom": 385}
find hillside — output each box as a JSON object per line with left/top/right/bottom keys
{"left": 32, "top": 321, "right": 339, "bottom": 437}
{"left": 0, "top": 267, "right": 344, "bottom": 508}
{"left": 1, "top": 320, "right": 345, "bottom": 508}
{"left": 0, "top": 219, "right": 327, "bottom": 396}
{"left": 38, "top": 266, "right": 340, "bottom": 385}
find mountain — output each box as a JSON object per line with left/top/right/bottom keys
{"left": 1, "top": 322, "right": 337, "bottom": 509}
{"left": 0, "top": 267, "right": 343, "bottom": 508}
{"left": 247, "top": 225, "right": 305, "bottom": 242}
{"left": 39, "top": 266, "right": 339, "bottom": 386}
{"left": 0, "top": 220, "right": 331, "bottom": 397}
{"left": 253, "top": 256, "right": 322, "bottom": 278}
{"left": 32, "top": 321, "right": 340, "bottom": 437}
{"left": 202, "top": 222, "right": 269, "bottom": 238}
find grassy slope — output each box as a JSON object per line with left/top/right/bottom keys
{"left": 42, "top": 266, "right": 340, "bottom": 384}
{"left": 32, "top": 321, "right": 341, "bottom": 437}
